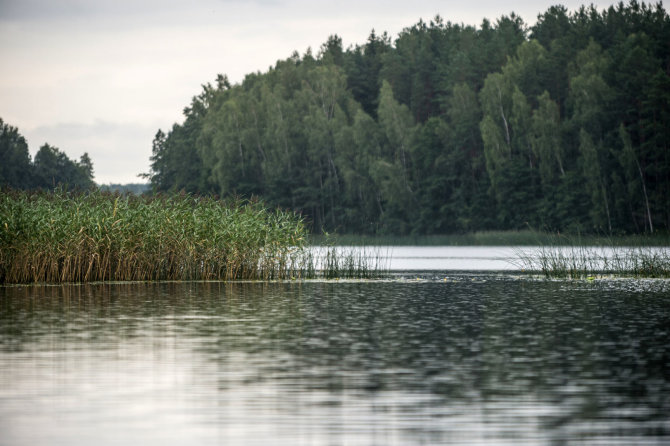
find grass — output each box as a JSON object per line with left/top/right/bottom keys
{"left": 0, "top": 189, "right": 311, "bottom": 283}
{"left": 307, "top": 245, "right": 390, "bottom": 279}
{"left": 0, "top": 189, "right": 388, "bottom": 284}
{"left": 514, "top": 240, "right": 670, "bottom": 279}
{"left": 7, "top": 189, "right": 664, "bottom": 282}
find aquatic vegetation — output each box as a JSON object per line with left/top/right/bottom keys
{"left": 0, "top": 189, "right": 310, "bottom": 283}
{"left": 515, "top": 244, "right": 670, "bottom": 279}
{"left": 0, "top": 189, "right": 389, "bottom": 283}
{"left": 309, "top": 245, "right": 390, "bottom": 279}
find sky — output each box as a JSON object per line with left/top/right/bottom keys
{"left": 0, "top": 0, "right": 621, "bottom": 184}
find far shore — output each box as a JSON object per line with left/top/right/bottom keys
{"left": 310, "top": 230, "right": 670, "bottom": 247}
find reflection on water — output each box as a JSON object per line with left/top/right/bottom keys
{"left": 1, "top": 278, "right": 669, "bottom": 445}
{"left": 310, "top": 245, "right": 522, "bottom": 271}
{"left": 312, "top": 245, "right": 670, "bottom": 271}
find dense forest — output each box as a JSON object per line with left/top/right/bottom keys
{"left": 0, "top": 118, "right": 95, "bottom": 190}
{"left": 98, "top": 183, "right": 150, "bottom": 195}
{"left": 154, "top": 2, "right": 666, "bottom": 234}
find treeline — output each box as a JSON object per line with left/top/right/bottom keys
{"left": 0, "top": 118, "right": 95, "bottom": 190}
{"left": 147, "top": 2, "right": 670, "bottom": 235}
{"left": 99, "top": 183, "right": 150, "bottom": 195}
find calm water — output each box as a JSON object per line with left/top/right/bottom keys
{"left": 1, "top": 248, "right": 669, "bottom": 445}
{"left": 387, "top": 246, "right": 520, "bottom": 270}
{"left": 312, "top": 246, "right": 522, "bottom": 270}
{"left": 314, "top": 245, "right": 670, "bottom": 271}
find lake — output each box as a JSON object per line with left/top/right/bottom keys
{"left": 1, "top": 246, "right": 669, "bottom": 445}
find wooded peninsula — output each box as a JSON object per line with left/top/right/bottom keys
{"left": 3, "top": 2, "right": 669, "bottom": 237}
{"left": 147, "top": 2, "right": 669, "bottom": 235}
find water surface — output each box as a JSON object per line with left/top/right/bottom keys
{"left": 313, "top": 245, "right": 670, "bottom": 271}
{"left": 1, "top": 273, "right": 669, "bottom": 445}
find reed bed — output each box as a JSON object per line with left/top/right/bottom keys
{"left": 306, "top": 246, "right": 390, "bottom": 279}
{"left": 515, "top": 245, "right": 670, "bottom": 279}
{"left": 0, "top": 189, "right": 310, "bottom": 283}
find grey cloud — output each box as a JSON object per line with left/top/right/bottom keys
{"left": 1, "top": 0, "right": 122, "bottom": 21}
{"left": 23, "top": 120, "right": 155, "bottom": 184}
{"left": 0, "top": 0, "right": 280, "bottom": 22}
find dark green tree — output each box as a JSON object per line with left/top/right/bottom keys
{"left": 32, "top": 144, "right": 94, "bottom": 189}
{"left": 344, "top": 30, "right": 391, "bottom": 118}
{"left": 145, "top": 2, "right": 670, "bottom": 235}
{"left": 0, "top": 118, "right": 32, "bottom": 188}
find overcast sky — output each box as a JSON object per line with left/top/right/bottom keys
{"left": 1, "top": 0, "right": 620, "bottom": 184}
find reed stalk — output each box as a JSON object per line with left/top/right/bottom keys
{"left": 0, "top": 189, "right": 309, "bottom": 283}
{"left": 304, "top": 245, "right": 390, "bottom": 279}
{"left": 515, "top": 242, "right": 670, "bottom": 279}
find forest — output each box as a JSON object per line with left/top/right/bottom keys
{"left": 15, "top": 2, "right": 667, "bottom": 236}
{"left": 0, "top": 118, "right": 95, "bottom": 190}
{"left": 147, "top": 1, "right": 670, "bottom": 235}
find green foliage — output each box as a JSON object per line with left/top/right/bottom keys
{"left": 145, "top": 2, "right": 670, "bottom": 236}
{"left": 32, "top": 144, "right": 95, "bottom": 190}
{"left": 531, "top": 91, "right": 564, "bottom": 184}
{"left": 0, "top": 118, "right": 95, "bottom": 190}
{"left": 98, "top": 183, "right": 150, "bottom": 195}
{"left": 0, "top": 118, "right": 32, "bottom": 188}
{"left": 517, "top": 244, "right": 670, "bottom": 279}
{"left": 0, "top": 189, "right": 309, "bottom": 283}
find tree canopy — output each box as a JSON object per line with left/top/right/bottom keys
{"left": 147, "top": 2, "right": 670, "bottom": 235}
{"left": 0, "top": 118, "right": 95, "bottom": 190}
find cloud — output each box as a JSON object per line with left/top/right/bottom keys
{"left": 1, "top": 0, "right": 622, "bottom": 184}
{"left": 23, "top": 120, "right": 156, "bottom": 184}
{"left": 0, "top": 0, "right": 284, "bottom": 28}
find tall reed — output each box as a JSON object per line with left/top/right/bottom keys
{"left": 515, "top": 243, "right": 670, "bottom": 279}
{"left": 0, "top": 189, "right": 309, "bottom": 283}
{"left": 307, "top": 245, "right": 390, "bottom": 279}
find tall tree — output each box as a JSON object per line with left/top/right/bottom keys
{"left": 0, "top": 118, "right": 32, "bottom": 188}
{"left": 567, "top": 40, "right": 614, "bottom": 232}
{"left": 344, "top": 30, "right": 391, "bottom": 118}
{"left": 32, "top": 144, "right": 94, "bottom": 189}
{"left": 531, "top": 91, "right": 564, "bottom": 185}
{"left": 372, "top": 81, "right": 417, "bottom": 233}
{"left": 145, "top": 3, "right": 670, "bottom": 235}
